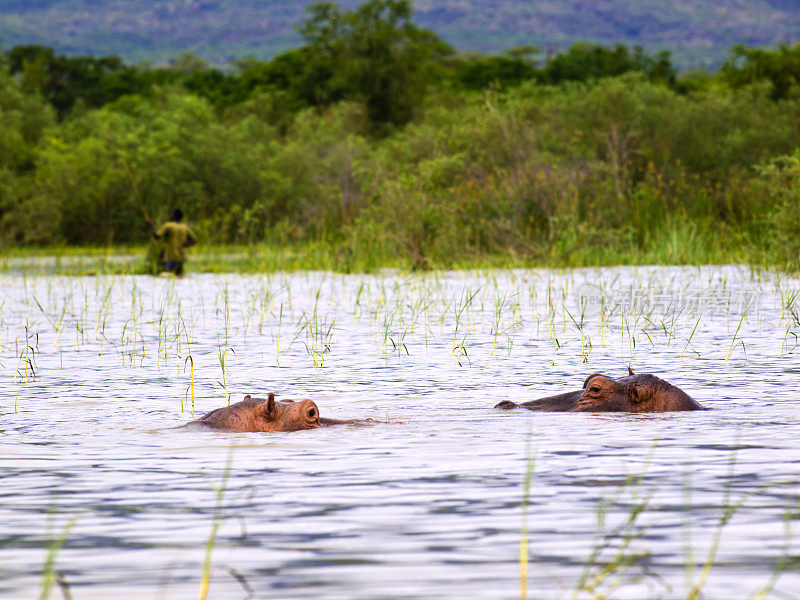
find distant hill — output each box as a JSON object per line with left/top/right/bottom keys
{"left": 1, "top": 0, "right": 799, "bottom": 68}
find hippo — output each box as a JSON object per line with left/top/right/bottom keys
{"left": 195, "top": 393, "right": 353, "bottom": 432}
{"left": 495, "top": 369, "right": 705, "bottom": 412}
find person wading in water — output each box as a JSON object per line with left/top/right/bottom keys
{"left": 147, "top": 209, "right": 197, "bottom": 276}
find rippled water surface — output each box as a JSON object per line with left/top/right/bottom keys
{"left": 2, "top": 266, "right": 800, "bottom": 599}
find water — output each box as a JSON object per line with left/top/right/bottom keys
{"left": 1, "top": 266, "right": 799, "bottom": 600}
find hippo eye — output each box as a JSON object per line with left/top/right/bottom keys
{"left": 589, "top": 385, "right": 601, "bottom": 394}
{"left": 307, "top": 408, "right": 317, "bottom": 418}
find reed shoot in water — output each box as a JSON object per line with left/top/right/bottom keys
{"left": 198, "top": 447, "right": 235, "bottom": 600}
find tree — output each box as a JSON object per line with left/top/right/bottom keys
{"left": 236, "top": 47, "right": 340, "bottom": 108}
{"left": 540, "top": 43, "right": 676, "bottom": 87}
{"left": 456, "top": 52, "right": 538, "bottom": 90}
{"left": 297, "top": 0, "right": 453, "bottom": 130}
{"left": 722, "top": 43, "right": 800, "bottom": 100}
{"left": 169, "top": 52, "right": 209, "bottom": 74}
{"left": 7, "top": 45, "right": 126, "bottom": 117}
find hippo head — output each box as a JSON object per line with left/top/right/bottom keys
{"left": 572, "top": 372, "right": 702, "bottom": 412}
{"left": 198, "top": 393, "right": 322, "bottom": 432}
{"left": 495, "top": 371, "right": 705, "bottom": 412}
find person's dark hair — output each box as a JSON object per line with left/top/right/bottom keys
{"left": 170, "top": 208, "right": 184, "bottom": 222}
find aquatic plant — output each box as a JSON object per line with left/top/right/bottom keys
{"left": 519, "top": 431, "right": 536, "bottom": 600}
{"left": 38, "top": 497, "right": 79, "bottom": 600}
{"left": 515, "top": 438, "right": 797, "bottom": 600}
{"left": 198, "top": 447, "right": 235, "bottom": 600}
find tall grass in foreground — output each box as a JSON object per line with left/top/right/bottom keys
{"left": 519, "top": 430, "right": 537, "bottom": 600}
{"left": 518, "top": 441, "right": 796, "bottom": 600}
{"left": 39, "top": 496, "right": 78, "bottom": 600}
{"left": 198, "top": 447, "right": 235, "bottom": 600}
{"left": 566, "top": 440, "right": 659, "bottom": 600}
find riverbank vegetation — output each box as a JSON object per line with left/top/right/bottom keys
{"left": 1, "top": 0, "right": 799, "bottom": 273}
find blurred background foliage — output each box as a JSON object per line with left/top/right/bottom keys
{"left": 0, "top": 0, "right": 798, "bottom": 271}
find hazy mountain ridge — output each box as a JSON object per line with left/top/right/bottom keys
{"left": 1, "top": 0, "right": 799, "bottom": 67}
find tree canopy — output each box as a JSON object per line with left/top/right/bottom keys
{"left": 0, "top": 2, "right": 799, "bottom": 271}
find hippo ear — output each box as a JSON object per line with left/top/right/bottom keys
{"left": 495, "top": 400, "right": 518, "bottom": 410}
{"left": 244, "top": 394, "right": 251, "bottom": 400}
{"left": 628, "top": 383, "right": 649, "bottom": 404}
{"left": 627, "top": 366, "right": 635, "bottom": 376}
{"left": 582, "top": 373, "right": 604, "bottom": 389}
{"left": 258, "top": 393, "right": 278, "bottom": 420}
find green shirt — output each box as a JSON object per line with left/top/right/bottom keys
{"left": 157, "top": 222, "right": 197, "bottom": 263}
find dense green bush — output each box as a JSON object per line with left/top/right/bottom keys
{"left": 1, "top": 5, "right": 800, "bottom": 271}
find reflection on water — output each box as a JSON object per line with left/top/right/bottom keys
{"left": 1, "top": 266, "right": 799, "bottom": 599}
